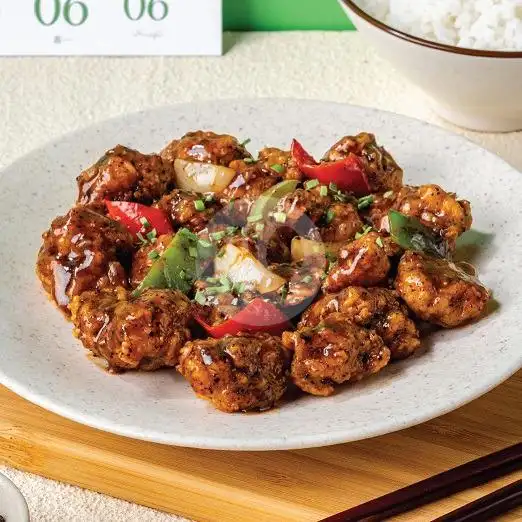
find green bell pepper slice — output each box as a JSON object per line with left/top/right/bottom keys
{"left": 388, "top": 210, "right": 449, "bottom": 258}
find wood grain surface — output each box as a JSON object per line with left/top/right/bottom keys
{"left": 1, "top": 372, "right": 521, "bottom": 522}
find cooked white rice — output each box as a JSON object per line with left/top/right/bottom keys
{"left": 355, "top": 0, "right": 522, "bottom": 50}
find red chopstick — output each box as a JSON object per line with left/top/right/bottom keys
{"left": 320, "top": 443, "right": 522, "bottom": 522}
{"left": 432, "top": 479, "right": 522, "bottom": 522}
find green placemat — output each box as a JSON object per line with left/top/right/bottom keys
{"left": 223, "top": 0, "right": 355, "bottom": 31}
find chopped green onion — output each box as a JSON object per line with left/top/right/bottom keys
{"left": 194, "top": 200, "right": 206, "bottom": 212}
{"left": 320, "top": 185, "right": 328, "bottom": 197}
{"left": 210, "top": 231, "right": 226, "bottom": 241}
{"left": 139, "top": 217, "right": 150, "bottom": 227}
{"left": 255, "top": 223, "right": 265, "bottom": 232}
{"left": 383, "top": 190, "right": 394, "bottom": 199}
{"left": 357, "top": 195, "right": 374, "bottom": 210}
{"left": 204, "top": 193, "right": 215, "bottom": 203}
{"left": 302, "top": 275, "right": 313, "bottom": 284}
{"left": 355, "top": 225, "right": 373, "bottom": 240}
{"left": 243, "top": 158, "right": 256, "bottom": 164}
{"left": 233, "top": 282, "right": 246, "bottom": 295}
{"left": 194, "top": 291, "right": 207, "bottom": 305}
{"left": 226, "top": 226, "right": 238, "bottom": 236}
{"left": 240, "top": 138, "right": 252, "bottom": 147}
{"left": 329, "top": 182, "right": 338, "bottom": 191}
{"left": 136, "top": 232, "right": 147, "bottom": 244}
{"left": 247, "top": 214, "right": 263, "bottom": 223}
{"left": 271, "top": 164, "right": 285, "bottom": 174}
{"left": 148, "top": 250, "right": 160, "bottom": 261}
{"left": 325, "top": 209, "right": 335, "bottom": 225}
{"left": 206, "top": 277, "right": 219, "bottom": 284}
{"left": 305, "top": 179, "right": 319, "bottom": 190}
{"left": 376, "top": 237, "right": 384, "bottom": 248}
{"left": 273, "top": 212, "right": 287, "bottom": 224}
{"left": 146, "top": 229, "right": 157, "bottom": 242}
{"left": 197, "top": 239, "right": 213, "bottom": 249}
{"left": 178, "top": 228, "right": 198, "bottom": 241}
{"left": 280, "top": 284, "right": 288, "bottom": 303}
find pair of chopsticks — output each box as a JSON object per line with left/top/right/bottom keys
{"left": 321, "top": 443, "right": 522, "bottom": 522}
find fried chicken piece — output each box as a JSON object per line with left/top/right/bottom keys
{"left": 366, "top": 192, "right": 396, "bottom": 232}
{"left": 270, "top": 262, "right": 324, "bottom": 309}
{"left": 77, "top": 145, "right": 173, "bottom": 205}
{"left": 130, "top": 234, "right": 173, "bottom": 288}
{"left": 320, "top": 202, "right": 364, "bottom": 243}
{"left": 156, "top": 189, "right": 220, "bottom": 232}
{"left": 161, "top": 131, "right": 250, "bottom": 167}
{"left": 274, "top": 187, "right": 331, "bottom": 228}
{"left": 219, "top": 160, "right": 279, "bottom": 223}
{"left": 283, "top": 313, "right": 390, "bottom": 396}
{"left": 36, "top": 206, "right": 133, "bottom": 311}
{"left": 300, "top": 287, "right": 420, "bottom": 360}
{"left": 257, "top": 147, "right": 303, "bottom": 180}
{"left": 323, "top": 232, "right": 391, "bottom": 293}
{"left": 395, "top": 184, "right": 472, "bottom": 247}
{"left": 395, "top": 251, "right": 490, "bottom": 328}
{"left": 323, "top": 133, "right": 403, "bottom": 193}
{"left": 94, "top": 289, "right": 192, "bottom": 371}
{"left": 178, "top": 334, "right": 290, "bottom": 413}
{"left": 69, "top": 287, "right": 128, "bottom": 353}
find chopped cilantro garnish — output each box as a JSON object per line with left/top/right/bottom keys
{"left": 273, "top": 212, "right": 287, "bottom": 224}
{"left": 325, "top": 208, "right": 335, "bottom": 225}
{"left": 240, "top": 138, "right": 252, "bottom": 147}
{"left": 302, "top": 275, "right": 313, "bottom": 284}
{"left": 194, "top": 200, "right": 206, "bottom": 212}
{"left": 376, "top": 237, "right": 384, "bottom": 248}
{"left": 210, "top": 231, "right": 226, "bottom": 241}
{"left": 357, "top": 195, "right": 374, "bottom": 210}
{"left": 204, "top": 193, "right": 215, "bottom": 203}
{"left": 139, "top": 216, "right": 150, "bottom": 227}
{"left": 320, "top": 185, "right": 328, "bottom": 197}
{"left": 305, "top": 179, "right": 319, "bottom": 190}
{"left": 271, "top": 164, "right": 285, "bottom": 174}
{"left": 147, "top": 250, "right": 160, "bottom": 261}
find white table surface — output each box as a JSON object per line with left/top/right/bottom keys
{"left": 1, "top": 31, "right": 521, "bottom": 522}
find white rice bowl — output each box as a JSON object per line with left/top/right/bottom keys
{"left": 356, "top": 0, "right": 522, "bottom": 50}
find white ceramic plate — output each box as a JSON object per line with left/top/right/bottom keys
{"left": 0, "top": 100, "right": 521, "bottom": 451}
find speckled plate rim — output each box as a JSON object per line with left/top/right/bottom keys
{"left": 1, "top": 98, "right": 521, "bottom": 451}
{"left": 0, "top": 473, "right": 30, "bottom": 522}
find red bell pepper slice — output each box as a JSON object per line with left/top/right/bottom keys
{"left": 195, "top": 298, "right": 292, "bottom": 338}
{"left": 105, "top": 201, "right": 173, "bottom": 239}
{"left": 291, "top": 139, "right": 371, "bottom": 195}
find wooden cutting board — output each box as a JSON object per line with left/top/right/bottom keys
{"left": 1, "top": 373, "right": 521, "bottom": 522}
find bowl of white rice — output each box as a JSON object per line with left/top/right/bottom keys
{"left": 339, "top": 0, "right": 522, "bottom": 131}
